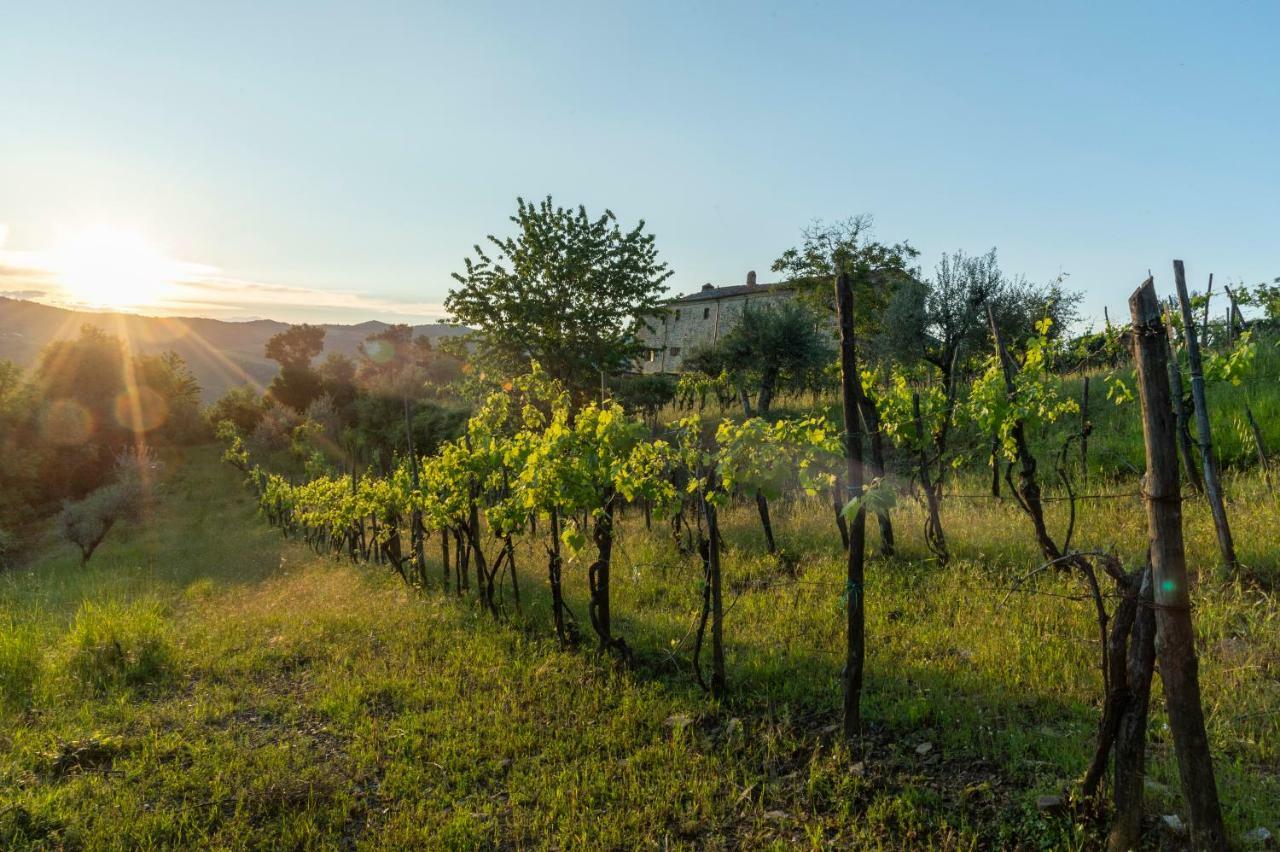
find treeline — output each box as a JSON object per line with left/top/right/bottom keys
{"left": 0, "top": 318, "right": 474, "bottom": 568}
{"left": 206, "top": 321, "right": 469, "bottom": 480}
{"left": 0, "top": 326, "right": 205, "bottom": 563}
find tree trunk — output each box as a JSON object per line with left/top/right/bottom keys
{"left": 1108, "top": 567, "right": 1156, "bottom": 852}
{"left": 548, "top": 509, "right": 572, "bottom": 647}
{"left": 834, "top": 270, "right": 867, "bottom": 742}
{"left": 990, "top": 433, "right": 1001, "bottom": 498}
{"left": 913, "top": 392, "right": 947, "bottom": 563}
{"left": 756, "top": 369, "right": 777, "bottom": 415}
{"left": 1173, "top": 260, "right": 1237, "bottom": 572}
{"left": 755, "top": 491, "right": 777, "bottom": 554}
{"left": 440, "top": 529, "right": 450, "bottom": 593}
{"left": 988, "top": 306, "right": 1060, "bottom": 563}
{"left": 832, "top": 479, "right": 850, "bottom": 551}
{"left": 1164, "top": 324, "right": 1205, "bottom": 494}
{"left": 1129, "top": 277, "right": 1227, "bottom": 851}
{"left": 588, "top": 494, "right": 620, "bottom": 653}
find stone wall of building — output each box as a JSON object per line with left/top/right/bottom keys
{"left": 636, "top": 271, "right": 795, "bottom": 374}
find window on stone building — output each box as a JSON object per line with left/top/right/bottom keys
{"left": 674, "top": 309, "right": 681, "bottom": 322}
{"left": 669, "top": 346, "right": 681, "bottom": 357}
{"left": 703, "top": 306, "right": 711, "bottom": 319}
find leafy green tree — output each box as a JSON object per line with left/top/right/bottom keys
{"left": 208, "top": 385, "right": 268, "bottom": 435}
{"left": 134, "top": 351, "right": 205, "bottom": 442}
{"left": 446, "top": 196, "right": 673, "bottom": 391}
{"left": 265, "top": 324, "right": 326, "bottom": 412}
{"left": 317, "top": 353, "right": 359, "bottom": 413}
{"left": 771, "top": 215, "right": 919, "bottom": 338}
{"left": 356, "top": 324, "right": 433, "bottom": 394}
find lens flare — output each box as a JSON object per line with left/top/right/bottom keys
{"left": 114, "top": 386, "right": 169, "bottom": 433}
{"left": 364, "top": 339, "right": 395, "bottom": 364}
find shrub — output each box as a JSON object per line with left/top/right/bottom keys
{"left": 247, "top": 403, "right": 304, "bottom": 458}
{"left": 63, "top": 600, "right": 177, "bottom": 693}
{"left": 57, "top": 447, "right": 160, "bottom": 565}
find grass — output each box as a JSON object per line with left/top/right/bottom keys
{"left": 1, "top": 445, "right": 1277, "bottom": 848}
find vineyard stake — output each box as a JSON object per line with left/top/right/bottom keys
{"left": 1129, "top": 277, "right": 1227, "bottom": 851}
{"left": 1172, "top": 260, "right": 1237, "bottom": 571}
{"left": 1080, "top": 376, "right": 1090, "bottom": 487}
{"left": 834, "top": 269, "right": 867, "bottom": 742}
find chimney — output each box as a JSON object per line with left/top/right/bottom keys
{"left": 701, "top": 282, "right": 715, "bottom": 292}
{"left": 746, "top": 270, "right": 758, "bottom": 289}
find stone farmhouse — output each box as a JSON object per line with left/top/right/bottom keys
{"left": 635, "top": 271, "right": 799, "bottom": 374}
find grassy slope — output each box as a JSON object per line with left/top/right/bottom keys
{"left": 1, "top": 447, "right": 1277, "bottom": 849}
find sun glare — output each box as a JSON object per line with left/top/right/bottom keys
{"left": 53, "top": 225, "right": 177, "bottom": 309}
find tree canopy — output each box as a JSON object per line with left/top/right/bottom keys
{"left": 446, "top": 196, "right": 674, "bottom": 392}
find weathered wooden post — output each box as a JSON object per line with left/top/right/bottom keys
{"left": 1172, "top": 260, "right": 1237, "bottom": 571}
{"left": 834, "top": 270, "right": 867, "bottom": 741}
{"left": 1129, "top": 278, "right": 1227, "bottom": 851}
{"left": 1080, "top": 376, "right": 1091, "bottom": 487}
{"left": 1201, "top": 273, "right": 1213, "bottom": 341}
{"left": 706, "top": 497, "right": 725, "bottom": 698}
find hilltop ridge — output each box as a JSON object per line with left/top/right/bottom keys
{"left": 0, "top": 297, "right": 467, "bottom": 401}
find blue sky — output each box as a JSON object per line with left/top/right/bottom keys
{"left": 1, "top": 1, "right": 1277, "bottom": 324}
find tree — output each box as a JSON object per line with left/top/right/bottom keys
{"left": 133, "top": 351, "right": 205, "bottom": 442}
{"left": 773, "top": 217, "right": 916, "bottom": 555}
{"left": 355, "top": 324, "right": 436, "bottom": 400}
{"left": 317, "top": 353, "right": 359, "bottom": 413}
{"left": 35, "top": 325, "right": 130, "bottom": 498}
{"left": 771, "top": 215, "right": 919, "bottom": 337}
{"left": 686, "top": 302, "right": 833, "bottom": 415}
{"left": 684, "top": 302, "right": 834, "bottom": 554}
{"left": 265, "top": 324, "right": 326, "bottom": 412}
{"left": 208, "top": 386, "right": 268, "bottom": 436}
{"left": 446, "top": 196, "right": 674, "bottom": 391}
{"left": 58, "top": 448, "right": 159, "bottom": 565}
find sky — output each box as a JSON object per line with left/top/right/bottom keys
{"left": 1, "top": 1, "right": 1277, "bottom": 326}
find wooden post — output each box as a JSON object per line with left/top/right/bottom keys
{"left": 834, "top": 270, "right": 867, "bottom": 741}
{"left": 706, "top": 498, "right": 725, "bottom": 697}
{"left": 1223, "top": 284, "right": 1246, "bottom": 338}
{"left": 1080, "top": 376, "right": 1090, "bottom": 487}
{"left": 403, "top": 395, "right": 427, "bottom": 581}
{"left": 1128, "top": 278, "right": 1227, "bottom": 851}
{"left": 1201, "top": 273, "right": 1213, "bottom": 342}
{"left": 1173, "top": 260, "right": 1237, "bottom": 571}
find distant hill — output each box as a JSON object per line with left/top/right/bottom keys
{"left": 0, "top": 298, "right": 468, "bottom": 402}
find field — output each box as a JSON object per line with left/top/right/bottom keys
{"left": 2, "top": 445, "right": 1276, "bottom": 849}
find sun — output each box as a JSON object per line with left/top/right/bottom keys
{"left": 52, "top": 225, "right": 178, "bottom": 309}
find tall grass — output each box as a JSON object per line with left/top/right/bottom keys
{"left": 0, "top": 445, "right": 1276, "bottom": 847}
